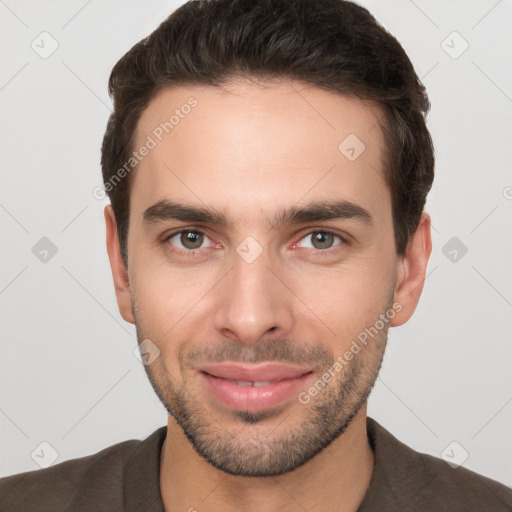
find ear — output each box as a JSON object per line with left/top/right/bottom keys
{"left": 104, "top": 205, "right": 135, "bottom": 324}
{"left": 390, "top": 211, "right": 432, "bottom": 327}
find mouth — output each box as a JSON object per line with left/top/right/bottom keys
{"left": 196, "top": 362, "right": 315, "bottom": 412}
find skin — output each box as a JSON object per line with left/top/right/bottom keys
{"left": 105, "top": 77, "right": 431, "bottom": 512}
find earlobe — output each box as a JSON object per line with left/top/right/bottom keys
{"left": 390, "top": 212, "right": 432, "bottom": 327}
{"left": 104, "top": 205, "right": 135, "bottom": 324}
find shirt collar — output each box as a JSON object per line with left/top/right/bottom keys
{"left": 358, "top": 417, "right": 431, "bottom": 511}
{"left": 124, "top": 425, "right": 166, "bottom": 512}
{"left": 122, "top": 416, "right": 424, "bottom": 511}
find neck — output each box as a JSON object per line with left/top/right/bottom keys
{"left": 159, "top": 404, "right": 374, "bottom": 512}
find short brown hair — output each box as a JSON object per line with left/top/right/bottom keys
{"left": 101, "top": 0, "right": 434, "bottom": 268}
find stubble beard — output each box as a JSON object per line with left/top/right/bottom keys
{"left": 132, "top": 295, "right": 391, "bottom": 477}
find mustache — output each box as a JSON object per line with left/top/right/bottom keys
{"left": 179, "top": 338, "right": 334, "bottom": 369}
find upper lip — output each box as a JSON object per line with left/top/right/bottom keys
{"left": 197, "top": 362, "right": 313, "bottom": 382}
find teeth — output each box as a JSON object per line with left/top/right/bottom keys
{"left": 226, "top": 380, "right": 273, "bottom": 386}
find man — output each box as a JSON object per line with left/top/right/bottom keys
{"left": 1, "top": 0, "right": 511, "bottom": 511}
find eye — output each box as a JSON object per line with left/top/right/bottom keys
{"left": 164, "top": 229, "right": 215, "bottom": 254}
{"left": 163, "top": 228, "right": 348, "bottom": 258}
{"left": 295, "top": 230, "right": 347, "bottom": 254}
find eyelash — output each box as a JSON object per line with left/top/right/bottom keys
{"left": 163, "top": 229, "right": 349, "bottom": 258}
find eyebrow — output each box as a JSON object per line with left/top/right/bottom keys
{"left": 142, "top": 199, "right": 373, "bottom": 230}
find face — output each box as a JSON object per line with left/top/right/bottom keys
{"left": 105, "top": 78, "right": 428, "bottom": 477}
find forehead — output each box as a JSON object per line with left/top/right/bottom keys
{"left": 130, "top": 78, "right": 390, "bottom": 228}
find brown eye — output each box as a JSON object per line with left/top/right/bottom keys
{"left": 311, "top": 231, "right": 335, "bottom": 250}
{"left": 180, "top": 231, "right": 204, "bottom": 249}
{"left": 295, "top": 230, "right": 346, "bottom": 255}
{"left": 166, "top": 230, "right": 213, "bottom": 253}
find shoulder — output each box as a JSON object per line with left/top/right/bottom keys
{"left": 363, "top": 417, "right": 512, "bottom": 511}
{"left": 413, "top": 450, "right": 512, "bottom": 509}
{"left": 0, "top": 437, "right": 141, "bottom": 512}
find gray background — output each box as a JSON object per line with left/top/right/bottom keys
{"left": 1, "top": 0, "right": 511, "bottom": 487}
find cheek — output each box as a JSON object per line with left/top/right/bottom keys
{"left": 289, "top": 258, "right": 393, "bottom": 336}
{"left": 131, "top": 262, "right": 214, "bottom": 331}
{"left": 131, "top": 234, "right": 395, "bottom": 342}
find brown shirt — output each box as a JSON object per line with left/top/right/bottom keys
{"left": 1, "top": 417, "right": 511, "bottom": 511}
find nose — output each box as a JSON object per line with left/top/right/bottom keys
{"left": 213, "top": 245, "right": 295, "bottom": 346}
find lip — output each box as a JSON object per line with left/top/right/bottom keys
{"left": 197, "top": 362, "right": 312, "bottom": 382}
{"left": 197, "top": 362, "right": 314, "bottom": 412}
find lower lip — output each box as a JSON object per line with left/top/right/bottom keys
{"left": 199, "top": 371, "right": 314, "bottom": 412}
